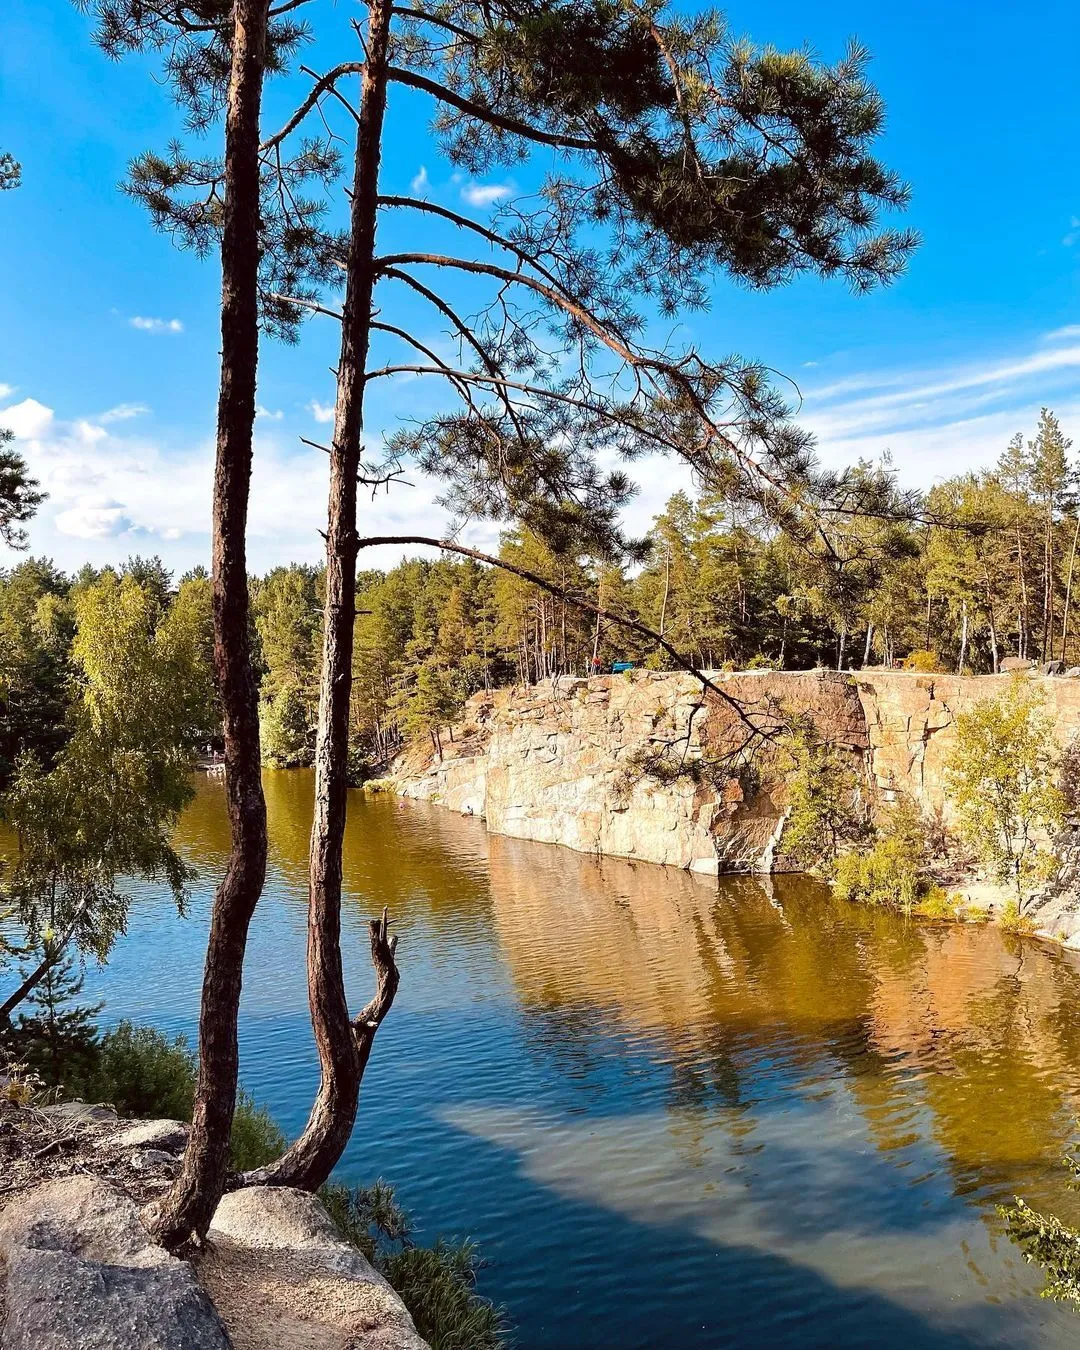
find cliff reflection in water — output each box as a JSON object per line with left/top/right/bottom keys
{"left": 138, "top": 773, "right": 1080, "bottom": 1345}
{"left": 483, "top": 830, "right": 1080, "bottom": 1222}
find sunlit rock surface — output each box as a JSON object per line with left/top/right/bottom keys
{"left": 386, "top": 669, "right": 1080, "bottom": 944}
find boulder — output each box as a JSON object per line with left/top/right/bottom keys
{"left": 1000, "top": 656, "right": 1036, "bottom": 672}
{"left": 1042, "top": 659, "right": 1065, "bottom": 676}
{"left": 39, "top": 1100, "right": 119, "bottom": 1126}
{"left": 0, "top": 1175, "right": 230, "bottom": 1350}
{"left": 101, "top": 1118, "right": 190, "bottom": 1154}
{"left": 200, "top": 1186, "right": 428, "bottom": 1349}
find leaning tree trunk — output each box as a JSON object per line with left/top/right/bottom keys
{"left": 246, "top": 0, "right": 396, "bottom": 1192}
{"left": 147, "top": 0, "right": 269, "bottom": 1249}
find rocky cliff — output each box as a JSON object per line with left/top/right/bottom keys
{"left": 384, "top": 669, "right": 1080, "bottom": 939}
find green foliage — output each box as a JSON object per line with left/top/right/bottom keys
{"left": 902, "top": 649, "right": 945, "bottom": 672}
{"left": 253, "top": 565, "right": 321, "bottom": 767}
{"left": 779, "top": 721, "right": 865, "bottom": 872}
{"left": 228, "top": 1088, "right": 288, "bottom": 1172}
{"left": 833, "top": 800, "right": 929, "bottom": 911}
{"left": 1001, "top": 1145, "right": 1080, "bottom": 1305}
{"left": 9, "top": 947, "right": 101, "bottom": 1093}
{"left": 998, "top": 900, "right": 1038, "bottom": 937}
{"left": 0, "top": 558, "right": 74, "bottom": 788}
{"left": 88, "top": 1020, "right": 196, "bottom": 1120}
{"left": 0, "top": 568, "right": 212, "bottom": 1016}
{"left": 945, "top": 679, "right": 1065, "bottom": 906}
{"left": 73, "top": 1019, "right": 283, "bottom": 1168}
{"left": 322, "top": 1181, "right": 508, "bottom": 1350}
{"left": 0, "top": 429, "right": 45, "bottom": 550}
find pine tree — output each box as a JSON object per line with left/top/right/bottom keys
{"left": 13, "top": 946, "right": 102, "bottom": 1093}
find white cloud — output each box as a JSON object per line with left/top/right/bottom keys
{"left": 460, "top": 180, "right": 512, "bottom": 208}
{"left": 99, "top": 402, "right": 149, "bottom": 423}
{"left": 256, "top": 405, "right": 284, "bottom": 421}
{"left": 1, "top": 398, "right": 54, "bottom": 439}
{"left": 129, "top": 316, "right": 184, "bottom": 334}
{"left": 410, "top": 165, "right": 429, "bottom": 194}
{"left": 802, "top": 326, "right": 1080, "bottom": 486}
{"left": 308, "top": 399, "right": 335, "bottom": 424}
{"left": 0, "top": 384, "right": 13, "bottom": 401}
{"left": 54, "top": 501, "right": 134, "bottom": 539}
{"left": 1064, "top": 217, "right": 1080, "bottom": 247}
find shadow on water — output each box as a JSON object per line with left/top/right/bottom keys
{"left": 78, "top": 772, "right": 1080, "bottom": 1347}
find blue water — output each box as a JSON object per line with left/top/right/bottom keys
{"left": 82, "top": 770, "right": 1080, "bottom": 1347}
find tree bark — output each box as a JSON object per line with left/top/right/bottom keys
{"left": 1060, "top": 514, "right": 1080, "bottom": 664}
{"left": 247, "top": 0, "right": 394, "bottom": 1192}
{"left": 957, "top": 599, "right": 968, "bottom": 675}
{"left": 147, "top": 0, "right": 269, "bottom": 1248}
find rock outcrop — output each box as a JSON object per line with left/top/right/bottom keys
{"left": 0, "top": 1175, "right": 230, "bottom": 1350}
{"left": 200, "top": 1188, "right": 428, "bottom": 1350}
{"left": 384, "top": 668, "right": 1080, "bottom": 939}
{"left": 389, "top": 669, "right": 868, "bottom": 875}
{"left": 0, "top": 1100, "right": 429, "bottom": 1350}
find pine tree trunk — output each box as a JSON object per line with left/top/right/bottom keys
{"left": 147, "top": 0, "right": 268, "bottom": 1249}
{"left": 1016, "top": 513, "right": 1029, "bottom": 660}
{"left": 659, "top": 552, "right": 670, "bottom": 638}
{"left": 1060, "top": 514, "right": 1080, "bottom": 664}
{"left": 250, "top": 0, "right": 395, "bottom": 1192}
{"left": 984, "top": 571, "right": 999, "bottom": 673}
{"left": 862, "top": 622, "right": 873, "bottom": 668}
{"left": 958, "top": 599, "right": 968, "bottom": 674}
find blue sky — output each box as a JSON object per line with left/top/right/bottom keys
{"left": 2, "top": 0, "right": 1080, "bottom": 573}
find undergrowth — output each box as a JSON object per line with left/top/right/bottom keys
{"left": 322, "top": 1180, "right": 510, "bottom": 1349}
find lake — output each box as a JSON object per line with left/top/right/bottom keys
{"left": 83, "top": 770, "right": 1080, "bottom": 1348}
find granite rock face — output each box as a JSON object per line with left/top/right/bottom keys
{"left": 0, "top": 1176, "right": 231, "bottom": 1350}
{"left": 390, "top": 669, "right": 870, "bottom": 873}
{"left": 387, "top": 671, "right": 1080, "bottom": 942}
{"left": 200, "top": 1186, "right": 429, "bottom": 1350}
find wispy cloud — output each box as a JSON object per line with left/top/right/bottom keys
{"left": 802, "top": 326, "right": 1080, "bottom": 484}
{"left": 410, "top": 165, "right": 429, "bottom": 194}
{"left": 0, "top": 384, "right": 14, "bottom": 402}
{"left": 308, "top": 399, "right": 335, "bottom": 424}
{"left": 1064, "top": 217, "right": 1080, "bottom": 248}
{"left": 460, "top": 180, "right": 512, "bottom": 208}
{"left": 256, "top": 405, "right": 283, "bottom": 421}
{"left": 98, "top": 402, "right": 149, "bottom": 423}
{"left": 129, "top": 316, "right": 184, "bottom": 334}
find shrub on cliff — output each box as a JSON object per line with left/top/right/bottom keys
{"left": 945, "top": 679, "right": 1065, "bottom": 909}
{"left": 322, "top": 1180, "right": 509, "bottom": 1349}
{"left": 779, "top": 721, "right": 867, "bottom": 872}
{"left": 833, "top": 798, "right": 935, "bottom": 911}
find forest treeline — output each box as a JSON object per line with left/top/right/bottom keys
{"left": 4, "top": 406, "right": 1076, "bottom": 781}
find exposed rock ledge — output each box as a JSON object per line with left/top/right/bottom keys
{"left": 0, "top": 1099, "right": 428, "bottom": 1350}
{"left": 380, "top": 668, "right": 1080, "bottom": 945}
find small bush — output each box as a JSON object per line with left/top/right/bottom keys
{"left": 832, "top": 799, "right": 933, "bottom": 913}
{"left": 780, "top": 720, "right": 866, "bottom": 873}
{"left": 82, "top": 1020, "right": 283, "bottom": 1169}
{"left": 322, "top": 1180, "right": 508, "bottom": 1350}
{"left": 229, "top": 1089, "right": 287, "bottom": 1172}
{"left": 902, "top": 649, "right": 945, "bottom": 672}
{"left": 998, "top": 900, "right": 1037, "bottom": 937}
{"left": 913, "top": 887, "right": 966, "bottom": 921}
{"left": 385, "top": 1241, "right": 505, "bottom": 1350}
{"left": 88, "top": 1021, "right": 196, "bottom": 1119}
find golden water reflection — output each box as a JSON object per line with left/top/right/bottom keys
{"left": 177, "top": 772, "right": 1080, "bottom": 1228}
